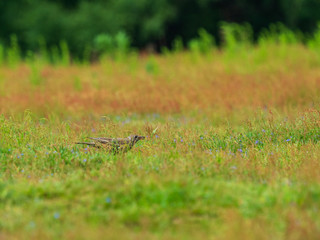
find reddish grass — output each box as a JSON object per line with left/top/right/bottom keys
{"left": 1, "top": 46, "right": 319, "bottom": 117}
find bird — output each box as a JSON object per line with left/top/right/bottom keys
{"left": 76, "top": 135, "right": 145, "bottom": 154}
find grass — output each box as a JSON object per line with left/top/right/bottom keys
{"left": 1, "top": 40, "right": 320, "bottom": 239}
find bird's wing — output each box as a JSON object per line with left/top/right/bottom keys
{"left": 88, "top": 137, "right": 113, "bottom": 144}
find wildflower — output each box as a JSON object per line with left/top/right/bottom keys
{"left": 46, "top": 152, "right": 49, "bottom": 155}
{"left": 255, "top": 140, "right": 259, "bottom": 144}
{"left": 200, "top": 136, "right": 204, "bottom": 140}
{"left": 28, "top": 221, "right": 36, "bottom": 228}
{"left": 91, "top": 128, "right": 96, "bottom": 132}
{"left": 174, "top": 139, "right": 176, "bottom": 142}
{"left": 53, "top": 212, "right": 60, "bottom": 219}
{"left": 262, "top": 129, "right": 265, "bottom": 132}
{"left": 238, "top": 149, "right": 243, "bottom": 153}
{"left": 286, "top": 139, "right": 291, "bottom": 142}
{"left": 105, "top": 197, "right": 111, "bottom": 203}
{"left": 84, "top": 148, "right": 88, "bottom": 151}
{"left": 21, "top": 169, "right": 24, "bottom": 173}
{"left": 180, "top": 138, "right": 183, "bottom": 143}
{"left": 83, "top": 159, "right": 87, "bottom": 162}
{"left": 21, "top": 153, "right": 24, "bottom": 156}
{"left": 156, "top": 135, "right": 159, "bottom": 138}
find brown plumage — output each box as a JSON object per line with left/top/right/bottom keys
{"left": 76, "top": 135, "right": 145, "bottom": 153}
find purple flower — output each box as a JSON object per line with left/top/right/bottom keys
{"left": 255, "top": 140, "right": 259, "bottom": 144}
{"left": 83, "top": 159, "right": 87, "bottom": 162}
{"left": 180, "top": 139, "right": 183, "bottom": 143}
{"left": 286, "top": 139, "right": 291, "bottom": 142}
{"left": 200, "top": 136, "right": 204, "bottom": 140}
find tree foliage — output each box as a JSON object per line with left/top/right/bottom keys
{"left": 0, "top": 0, "right": 320, "bottom": 56}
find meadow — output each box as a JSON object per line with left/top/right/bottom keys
{"left": 1, "top": 25, "right": 320, "bottom": 239}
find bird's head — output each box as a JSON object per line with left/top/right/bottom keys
{"left": 129, "top": 135, "right": 145, "bottom": 143}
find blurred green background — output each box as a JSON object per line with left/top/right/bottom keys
{"left": 1, "top": 0, "right": 320, "bottom": 58}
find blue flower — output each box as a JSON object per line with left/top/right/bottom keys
{"left": 28, "top": 221, "right": 36, "bottom": 228}
{"left": 238, "top": 149, "right": 243, "bottom": 153}
{"left": 84, "top": 148, "right": 88, "bottom": 151}
{"left": 54, "top": 212, "right": 60, "bottom": 219}
{"left": 21, "top": 169, "right": 24, "bottom": 173}
{"left": 83, "top": 159, "right": 87, "bottom": 162}
{"left": 200, "top": 136, "right": 204, "bottom": 140}
{"left": 156, "top": 135, "right": 159, "bottom": 138}
{"left": 286, "top": 139, "right": 291, "bottom": 142}
{"left": 105, "top": 197, "right": 111, "bottom": 203}
{"left": 255, "top": 140, "right": 259, "bottom": 144}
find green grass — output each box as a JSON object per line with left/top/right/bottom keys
{"left": 1, "top": 23, "right": 320, "bottom": 238}
{"left": 1, "top": 110, "right": 320, "bottom": 239}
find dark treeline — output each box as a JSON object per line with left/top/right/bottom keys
{"left": 1, "top": 0, "right": 320, "bottom": 57}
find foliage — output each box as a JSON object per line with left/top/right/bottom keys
{"left": 1, "top": 0, "right": 320, "bottom": 57}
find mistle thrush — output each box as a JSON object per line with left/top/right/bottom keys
{"left": 76, "top": 135, "right": 145, "bottom": 153}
